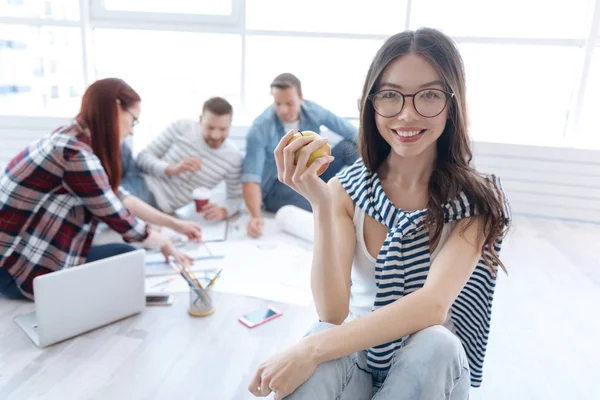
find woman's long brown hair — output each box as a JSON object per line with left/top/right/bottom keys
{"left": 358, "top": 28, "right": 510, "bottom": 273}
{"left": 77, "top": 78, "right": 140, "bottom": 193}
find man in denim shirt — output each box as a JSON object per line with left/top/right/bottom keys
{"left": 242, "top": 73, "right": 359, "bottom": 237}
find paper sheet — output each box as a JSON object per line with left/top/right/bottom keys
{"left": 143, "top": 209, "right": 316, "bottom": 305}
{"left": 199, "top": 240, "right": 314, "bottom": 306}
{"left": 174, "top": 204, "right": 228, "bottom": 242}
{"left": 145, "top": 271, "right": 219, "bottom": 294}
{"left": 144, "top": 243, "right": 224, "bottom": 276}
{"left": 144, "top": 239, "right": 314, "bottom": 305}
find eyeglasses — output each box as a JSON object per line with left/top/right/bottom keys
{"left": 368, "top": 88, "right": 454, "bottom": 118}
{"left": 125, "top": 109, "right": 139, "bottom": 127}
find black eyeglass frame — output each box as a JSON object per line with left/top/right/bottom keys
{"left": 367, "top": 88, "right": 455, "bottom": 118}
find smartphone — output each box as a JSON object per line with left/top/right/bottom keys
{"left": 238, "top": 306, "right": 283, "bottom": 328}
{"left": 146, "top": 294, "right": 175, "bottom": 306}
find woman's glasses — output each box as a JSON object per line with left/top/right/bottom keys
{"left": 125, "top": 109, "right": 139, "bottom": 127}
{"left": 368, "top": 88, "right": 454, "bottom": 118}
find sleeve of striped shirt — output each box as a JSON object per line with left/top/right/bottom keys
{"left": 62, "top": 145, "right": 149, "bottom": 243}
{"left": 135, "top": 120, "right": 181, "bottom": 177}
{"left": 224, "top": 150, "right": 243, "bottom": 217}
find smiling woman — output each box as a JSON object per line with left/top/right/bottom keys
{"left": 365, "top": 55, "right": 454, "bottom": 157}
{"left": 248, "top": 27, "right": 511, "bottom": 400}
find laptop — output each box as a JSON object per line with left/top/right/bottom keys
{"left": 14, "top": 249, "right": 146, "bottom": 347}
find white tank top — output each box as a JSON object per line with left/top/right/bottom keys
{"left": 347, "top": 204, "right": 456, "bottom": 333}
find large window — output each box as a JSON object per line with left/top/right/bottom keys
{"left": 0, "top": 0, "right": 79, "bottom": 20}
{"left": 410, "top": 0, "right": 592, "bottom": 38}
{"left": 0, "top": 24, "right": 83, "bottom": 116}
{"left": 576, "top": 46, "right": 600, "bottom": 150}
{"left": 94, "top": 29, "right": 242, "bottom": 149}
{"left": 245, "top": 36, "right": 382, "bottom": 122}
{"left": 460, "top": 44, "right": 582, "bottom": 146}
{"left": 1, "top": 0, "right": 600, "bottom": 151}
{"left": 90, "top": 0, "right": 239, "bottom": 24}
{"left": 101, "top": 0, "right": 232, "bottom": 15}
{"left": 246, "top": 0, "right": 407, "bottom": 35}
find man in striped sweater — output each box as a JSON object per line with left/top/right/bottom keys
{"left": 121, "top": 97, "right": 242, "bottom": 221}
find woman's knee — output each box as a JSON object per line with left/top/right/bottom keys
{"left": 304, "top": 321, "right": 338, "bottom": 337}
{"left": 286, "top": 351, "right": 357, "bottom": 400}
{"left": 404, "top": 325, "right": 466, "bottom": 366}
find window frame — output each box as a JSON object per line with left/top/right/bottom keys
{"left": 89, "top": 0, "right": 243, "bottom": 27}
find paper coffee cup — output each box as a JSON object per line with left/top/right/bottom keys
{"left": 192, "top": 187, "right": 211, "bottom": 212}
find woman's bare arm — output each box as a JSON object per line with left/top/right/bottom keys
{"left": 310, "top": 178, "right": 356, "bottom": 324}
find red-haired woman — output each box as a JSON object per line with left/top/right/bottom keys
{"left": 0, "top": 78, "right": 201, "bottom": 300}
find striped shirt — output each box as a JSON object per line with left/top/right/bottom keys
{"left": 0, "top": 122, "right": 149, "bottom": 300}
{"left": 136, "top": 119, "right": 243, "bottom": 215}
{"left": 338, "top": 159, "right": 511, "bottom": 387}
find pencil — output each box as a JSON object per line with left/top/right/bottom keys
{"left": 206, "top": 269, "right": 223, "bottom": 288}
{"left": 181, "top": 263, "right": 203, "bottom": 289}
{"left": 169, "top": 261, "right": 211, "bottom": 304}
{"left": 177, "top": 261, "right": 212, "bottom": 302}
{"left": 182, "top": 260, "right": 201, "bottom": 288}
{"left": 150, "top": 277, "right": 175, "bottom": 288}
{"left": 200, "top": 241, "right": 213, "bottom": 257}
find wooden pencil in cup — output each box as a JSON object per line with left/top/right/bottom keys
{"left": 206, "top": 269, "right": 223, "bottom": 289}
{"left": 177, "top": 261, "right": 213, "bottom": 303}
{"left": 182, "top": 260, "right": 201, "bottom": 287}
{"left": 168, "top": 261, "right": 211, "bottom": 305}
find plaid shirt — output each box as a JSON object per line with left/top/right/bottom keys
{"left": 0, "top": 122, "right": 149, "bottom": 299}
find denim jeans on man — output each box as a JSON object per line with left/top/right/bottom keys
{"left": 120, "top": 139, "right": 157, "bottom": 208}
{"left": 0, "top": 243, "right": 135, "bottom": 300}
{"left": 242, "top": 100, "right": 359, "bottom": 213}
{"left": 285, "top": 322, "right": 471, "bottom": 400}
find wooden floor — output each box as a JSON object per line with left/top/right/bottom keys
{"left": 1, "top": 215, "right": 599, "bottom": 400}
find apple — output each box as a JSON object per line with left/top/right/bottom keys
{"left": 288, "top": 130, "right": 332, "bottom": 176}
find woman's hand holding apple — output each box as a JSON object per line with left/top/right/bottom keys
{"left": 274, "top": 129, "right": 335, "bottom": 207}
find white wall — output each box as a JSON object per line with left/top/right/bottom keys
{"left": 0, "top": 117, "right": 71, "bottom": 165}
{"left": 2, "top": 117, "right": 599, "bottom": 223}
{"left": 473, "top": 142, "right": 600, "bottom": 223}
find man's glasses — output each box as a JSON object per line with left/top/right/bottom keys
{"left": 368, "top": 88, "right": 454, "bottom": 118}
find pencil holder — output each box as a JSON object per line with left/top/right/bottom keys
{"left": 188, "top": 287, "right": 215, "bottom": 317}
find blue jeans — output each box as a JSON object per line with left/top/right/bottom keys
{"left": 286, "top": 322, "right": 471, "bottom": 400}
{"left": 0, "top": 266, "right": 26, "bottom": 300}
{"left": 0, "top": 244, "right": 136, "bottom": 300}
{"left": 263, "top": 139, "right": 359, "bottom": 213}
{"left": 120, "top": 141, "right": 157, "bottom": 208}
{"left": 264, "top": 181, "right": 312, "bottom": 212}
{"left": 86, "top": 243, "right": 137, "bottom": 263}
{"left": 319, "top": 139, "right": 360, "bottom": 182}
